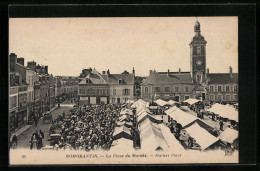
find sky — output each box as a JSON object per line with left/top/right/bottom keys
{"left": 9, "top": 17, "right": 238, "bottom": 77}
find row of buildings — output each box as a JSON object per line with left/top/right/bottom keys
{"left": 9, "top": 53, "right": 79, "bottom": 132}
{"left": 140, "top": 21, "right": 238, "bottom": 103}
{"left": 9, "top": 21, "right": 238, "bottom": 130}
{"left": 77, "top": 68, "right": 139, "bottom": 105}
{"left": 77, "top": 21, "right": 238, "bottom": 105}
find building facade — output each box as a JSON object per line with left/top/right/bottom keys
{"left": 206, "top": 68, "right": 238, "bottom": 103}
{"left": 9, "top": 53, "right": 57, "bottom": 132}
{"left": 55, "top": 76, "right": 79, "bottom": 103}
{"left": 78, "top": 69, "right": 135, "bottom": 105}
{"left": 141, "top": 21, "right": 238, "bottom": 103}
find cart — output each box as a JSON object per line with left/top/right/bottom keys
{"left": 48, "top": 133, "right": 61, "bottom": 146}
{"left": 43, "top": 111, "right": 53, "bottom": 124}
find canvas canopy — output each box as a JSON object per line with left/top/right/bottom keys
{"left": 119, "top": 115, "right": 133, "bottom": 122}
{"left": 185, "top": 123, "right": 219, "bottom": 150}
{"left": 131, "top": 99, "right": 147, "bottom": 108}
{"left": 137, "top": 111, "right": 150, "bottom": 124}
{"left": 184, "top": 119, "right": 215, "bottom": 136}
{"left": 165, "top": 106, "right": 179, "bottom": 115}
{"left": 183, "top": 98, "right": 200, "bottom": 105}
{"left": 148, "top": 114, "right": 163, "bottom": 123}
{"left": 207, "top": 103, "right": 238, "bottom": 122}
{"left": 120, "top": 109, "right": 133, "bottom": 116}
{"left": 167, "top": 100, "right": 179, "bottom": 106}
{"left": 166, "top": 107, "right": 199, "bottom": 127}
{"left": 158, "top": 124, "right": 184, "bottom": 151}
{"left": 137, "top": 107, "right": 151, "bottom": 116}
{"left": 218, "top": 128, "right": 238, "bottom": 144}
{"left": 139, "top": 118, "right": 169, "bottom": 151}
{"left": 137, "top": 110, "right": 163, "bottom": 124}
{"left": 113, "top": 125, "right": 132, "bottom": 140}
{"left": 126, "top": 99, "right": 135, "bottom": 104}
{"left": 116, "top": 120, "right": 133, "bottom": 128}
{"left": 155, "top": 99, "right": 168, "bottom": 106}
{"left": 110, "top": 138, "right": 134, "bottom": 152}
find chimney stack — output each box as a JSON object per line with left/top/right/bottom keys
{"left": 27, "top": 61, "right": 37, "bottom": 71}
{"left": 132, "top": 67, "right": 135, "bottom": 75}
{"left": 17, "top": 57, "right": 24, "bottom": 66}
{"left": 149, "top": 70, "right": 153, "bottom": 75}
{"left": 45, "top": 66, "right": 48, "bottom": 75}
{"left": 207, "top": 68, "right": 209, "bottom": 74}
{"left": 102, "top": 71, "right": 106, "bottom": 75}
{"left": 10, "top": 53, "right": 17, "bottom": 72}
{"left": 179, "top": 68, "right": 181, "bottom": 74}
{"left": 229, "top": 66, "right": 232, "bottom": 75}
{"left": 167, "top": 69, "right": 170, "bottom": 77}
{"left": 107, "top": 69, "right": 110, "bottom": 75}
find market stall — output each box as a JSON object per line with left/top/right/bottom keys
{"left": 185, "top": 123, "right": 219, "bottom": 150}
{"left": 139, "top": 118, "right": 169, "bottom": 151}
{"left": 113, "top": 125, "right": 132, "bottom": 140}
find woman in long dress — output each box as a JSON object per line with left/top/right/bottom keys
{"left": 30, "top": 134, "right": 38, "bottom": 150}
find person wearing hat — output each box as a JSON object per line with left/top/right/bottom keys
{"left": 11, "top": 134, "right": 18, "bottom": 149}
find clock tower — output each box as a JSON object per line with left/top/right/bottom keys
{"left": 190, "top": 21, "right": 207, "bottom": 84}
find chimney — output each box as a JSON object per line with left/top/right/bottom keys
{"left": 132, "top": 67, "right": 135, "bottom": 75}
{"left": 207, "top": 68, "right": 209, "bottom": 74}
{"left": 41, "top": 66, "right": 45, "bottom": 74}
{"left": 17, "top": 57, "right": 24, "bottom": 66}
{"left": 102, "top": 71, "right": 106, "bottom": 75}
{"left": 149, "top": 70, "right": 153, "bottom": 75}
{"left": 167, "top": 69, "right": 170, "bottom": 77}
{"left": 107, "top": 69, "right": 110, "bottom": 75}
{"left": 10, "top": 53, "right": 17, "bottom": 63}
{"left": 45, "top": 66, "right": 48, "bottom": 75}
{"left": 27, "top": 61, "right": 36, "bottom": 71}
{"left": 179, "top": 68, "right": 181, "bottom": 74}
{"left": 10, "top": 53, "right": 17, "bottom": 72}
{"left": 229, "top": 66, "right": 232, "bottom": 76}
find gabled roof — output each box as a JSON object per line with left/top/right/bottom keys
{"left": 207, "top": 73, "right": 238, "bottom": 84}
{"left": 185, "top": 123, "right": 219, "bottom": 150}
{"left": 142, "top": 70, "right": 192, "bottom": 85}
{"left": 79, "top": 69, "right": 108, "bottom": 85}
{"left": 101, "top": 73, "right": 135, "bottom": 85}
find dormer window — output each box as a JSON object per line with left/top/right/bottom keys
{"left": 86, "top": 79, "right": 90, "bottom": 84}
{"left": 118, "top": 79, "right": 122, "bottom": 84}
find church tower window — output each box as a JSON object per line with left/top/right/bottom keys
{"left": 197, "top": 46, "right": 201, "bottom": 55}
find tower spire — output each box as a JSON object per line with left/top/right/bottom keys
{"left": 194, "top": 20, "right": 201, "bottom": 35}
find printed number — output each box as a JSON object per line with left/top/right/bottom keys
{"left": 225, "top": 150, "right": 233, "bottom": 156}
{"left": 22, "top": 155, "right": 26, "bottom": 158}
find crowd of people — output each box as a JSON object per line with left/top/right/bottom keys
{"left": 49, "top": 104, "right": 122, "bottom": 151}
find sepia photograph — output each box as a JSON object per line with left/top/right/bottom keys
{"left": 9, "top": 16, "right": 239, "bottom": 165}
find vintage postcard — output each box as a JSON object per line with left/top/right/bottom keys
{"left": 9, "top": 17, "right": 238, "bottom": 165}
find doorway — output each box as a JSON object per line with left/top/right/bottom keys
{"left": 175, "top": 96, "right": 180, "bottom": 102}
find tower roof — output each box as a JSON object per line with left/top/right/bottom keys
{"left": 190, "top": 21, "right": 207, "bottom": 45}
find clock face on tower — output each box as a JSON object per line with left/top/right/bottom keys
{"left": 196, "top": 60, "right": 202, "bottom": 66}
